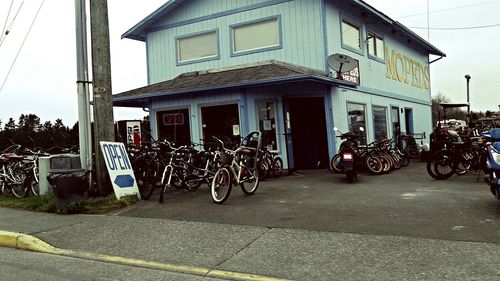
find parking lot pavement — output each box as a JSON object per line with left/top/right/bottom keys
{"left": 1, "top": 161, "right": 499, "bottom": 280}
{"left": 114, "top": 161, "right": 500, "bottom": 244}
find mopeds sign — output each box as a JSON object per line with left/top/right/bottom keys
{"left": 100, "top": 141, "right": 140, "bottom": 199}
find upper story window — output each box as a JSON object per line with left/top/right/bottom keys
{"left": 341, "top": 19, "right": 361, "bottom": 52}
{"left": 368, "top": 32, "right": 385, "bottom": 61}
{"left": 176, "top": 29, "right": 219, "bottom": 64}
{"left": 231, "top": 16, "right": 282, "bottom": 56}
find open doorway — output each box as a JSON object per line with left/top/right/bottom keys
{"left": 287, "top": 97, "right": 329, "bottom": 170}
{"left": 156, "top": 108, "right": 191, "bottom": 146}
{"left": 201, "top": 103, "right": 241, "bottom": 147}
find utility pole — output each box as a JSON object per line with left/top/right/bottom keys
{"left": 90, "top": 0, "right": 115, "bottom": 196}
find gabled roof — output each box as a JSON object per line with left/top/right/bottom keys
{"left": 113, "top": 60, "right": 356, "bottom": 107}
{"left": 122, "top": 0, "right": 445, "bottom": 56}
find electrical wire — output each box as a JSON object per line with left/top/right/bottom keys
{"left": 476, "top": 78, "right": 500, "bottom": 84}
{"left": 398, "top": 0, "right": 500, "bottom": 19}
{"left": 0, "top": 0, "right": 15, "bottom": 44}
{"left": 0, "top": 0, "right": 25, "bottom": 48}
{"left": 408, "top": 23, "right": 500, "bottom": 30}
{"left": 0, "top": 0, "right": 45, "bottom": 94}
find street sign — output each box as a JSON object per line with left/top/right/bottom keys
{"left": 100, "top": 141, "right": 140, "bottom": 199}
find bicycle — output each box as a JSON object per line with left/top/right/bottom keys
{"left": 210, "top": 132, "right": 261, "bottom": 204}
{"left": 258, "top": 146, "right": 283, "bottom": 180}
{"left": 0, "top": 152, "right": 28, "bottom": 198}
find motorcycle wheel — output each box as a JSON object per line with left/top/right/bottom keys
{"left": 345, "top": 170, "right": 357, "bottom": 183}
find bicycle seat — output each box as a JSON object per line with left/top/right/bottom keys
{"left": 238, "top": 147, "right": 256, "bottom": 156}
{"left": 1, "top": 153, "right": 23, "bottom": 161}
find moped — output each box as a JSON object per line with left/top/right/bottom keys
{"left": 334, "top": 127, "right": 364, "bottom": 183}
{"left": 483, "top": 128, "right": 500, "bottom": 199}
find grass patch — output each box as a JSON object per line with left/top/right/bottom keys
{"left": 0, "top": 193, "right": 139, "bottom": 215}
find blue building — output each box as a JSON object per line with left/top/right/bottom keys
{"left": 114, "top": 0, "right": 445, "bottom": 170}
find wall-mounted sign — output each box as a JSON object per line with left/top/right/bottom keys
{"left": 163, "top": 113, "right": 184, "bottom": 125}
{"left": 340, "top": 59, "right": 360, "bottom": 85}
{"left": 385, "top": 47, "right": 430, "bottom": 89}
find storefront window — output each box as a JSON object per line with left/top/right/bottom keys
{"left": 256, "top": 100, "right": 278, "bottom": 151}
{"left": 373, "top": 106, "right": 388, "bottom": 140}
{"left": 347, "top": 103, "right": 367, "bottom": 144}
{"left": 391, "top": 106, "right": 401, "bottom": 138}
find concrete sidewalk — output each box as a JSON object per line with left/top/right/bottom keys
{"left": 1, "top": 162, "right": 499, "bottom": 280}
{"left": 0, "top": 207, "right": 499, "bottom": 280}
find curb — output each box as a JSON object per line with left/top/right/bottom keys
{"left": 0, "top": 230, "right": 289, "bottom": 281}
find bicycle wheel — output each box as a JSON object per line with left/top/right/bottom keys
{"left": 405, "top": 146, "right": 420, "bottom": 159}
{"left": 258, "top": 160, "right": 269, "bottom": 181}
{"left": 272, "top": 157, "right": 283, "bottom": 177}
{"left": 140, "top": 164, "right": 158, "bottom": 200}
{"left": 365, "top": 156, "right": 383, "bottom": 174}
{"left": 240, "top": 167, "right": 259, "bottom": 195}
{"left": 331, "top": 154, "right": 343, "bottom": 173}
{"left": 11, "top": 168, "right": 29, "bottom": 198}
{"left": 432, "top": 151, "right": 455, "bottom": 180}
{"left": 211, "top": 167, "right": 232, "bottom": 203}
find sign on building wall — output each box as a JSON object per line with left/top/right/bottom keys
{"left": 163, "top": 113, "right": 184, "bottom": 125}
{"left": 341, "top": 60, "right": 360, "bottom": 85}
{"left": 385, "top": 47, "right": 430, "bottom": 90}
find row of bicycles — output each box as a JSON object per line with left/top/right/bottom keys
{"left": 426, "top": 129, "right": 488, "bottom": 180}
{"left": 331, "top": 134, "right": 420, "bottom": 176}
{"left": 130, "top": 131, "right": 276, "bottom": 204}
{"left": 0, "top": 144, "right": 48, "bottom": 198}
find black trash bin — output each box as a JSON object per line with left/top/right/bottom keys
{"left": 46, "top": 154, "right": 89, "bottom": 210}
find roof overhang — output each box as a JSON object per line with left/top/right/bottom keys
{"left": 113, "top": 61, "right": 357, "bottom": 108}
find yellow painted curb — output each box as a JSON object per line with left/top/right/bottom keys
{"left": 0, "top": 230, "right": 291, "bottom": 281}
{"left": 0, "top": 230, "right": 21, "bottom": 248}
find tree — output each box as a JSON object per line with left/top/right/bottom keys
{"left": 431, "top": 93, "right": 467, "bottom": 126}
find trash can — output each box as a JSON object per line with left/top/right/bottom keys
{"left": 46, "top": 154, "right": 89, "bottom": 210}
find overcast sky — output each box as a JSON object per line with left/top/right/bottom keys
{"left": 0, "top": 0, "right": 499, "bottom": 127}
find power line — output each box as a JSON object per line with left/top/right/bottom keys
{"left": 0, "top": 1, "right": 25, "bottom": 48}
{"left": 409, "top": 23, "right": 500, "bottom": 30}
{"left": 398, "top": 0, "right": 500, "bottom": 19}
{"left": 476, "top": 78, "right": 500, "bottom": 84}
{"left": 0, "top": 0, "right": 15, "bottom": 44}
{"left": 0, "top": 0, "right": 45, "bottom": 94}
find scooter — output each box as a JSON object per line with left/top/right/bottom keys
{"left": 483, "top": 128, "right": 500, "bottom": 199}
{"left": 334, "top": 127, "right": 364, "bottom": 183}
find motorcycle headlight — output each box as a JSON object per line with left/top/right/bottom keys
{"left": 492, "top": 151, "right": 500, "bottom": 165}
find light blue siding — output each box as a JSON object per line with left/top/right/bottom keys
{"left": 138, "top": 0, "right": 438, "bottom": 162}
{"left": 146, "top": 0, "right": 325, "bottom": 84}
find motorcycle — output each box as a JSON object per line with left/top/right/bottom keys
{"left": 483, "top": 128, "right": 500, "bottom": 199}
{"left": 333, "top": 127, "right": 364, "bottom": 183}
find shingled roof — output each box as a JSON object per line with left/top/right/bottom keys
{"left": 113, "top": 60, "right": 355, "bottom": 107}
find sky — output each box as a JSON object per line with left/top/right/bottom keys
{"left": 0, "top": 0, "right": 499, "bottom": 127}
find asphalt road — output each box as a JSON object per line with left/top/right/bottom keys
{"left": 114, "top": 162, "right": 500, "bottom": 244}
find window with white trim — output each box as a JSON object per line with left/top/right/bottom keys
{"left": 368, "top": 32, "right": 385, "bottom": 60}
{"left": 256, "top": 100, "right": 278, "bottom": 151}
{"left": 372, "top": 106, "right": 388, "bottom": 140}
{"left": 177, "top": 31, "right": 217, "bottom": 63}
{"left": 232, "top": 18, "right": 280, "bottom": 54}
{"left": 341, "top": 19, "right": 361, "bottom": 51}
{"left": 347, "top": 103, "right": 367, "bottom": 145}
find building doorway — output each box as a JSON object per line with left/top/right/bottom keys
{"left": 156, "top": 108, "right": 191, "bottom": 146}
{"left": 201, "top": 103, "right": 241, "bottom": 147}
{"left": 286, "top": 97, "right": 329, "bottom": 170}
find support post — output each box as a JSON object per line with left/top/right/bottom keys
{"left": 74, "top": 0, "right": 92, "bottom": 173}
{"left": 90, "top": 0, "right": 115, "bottom": 196}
